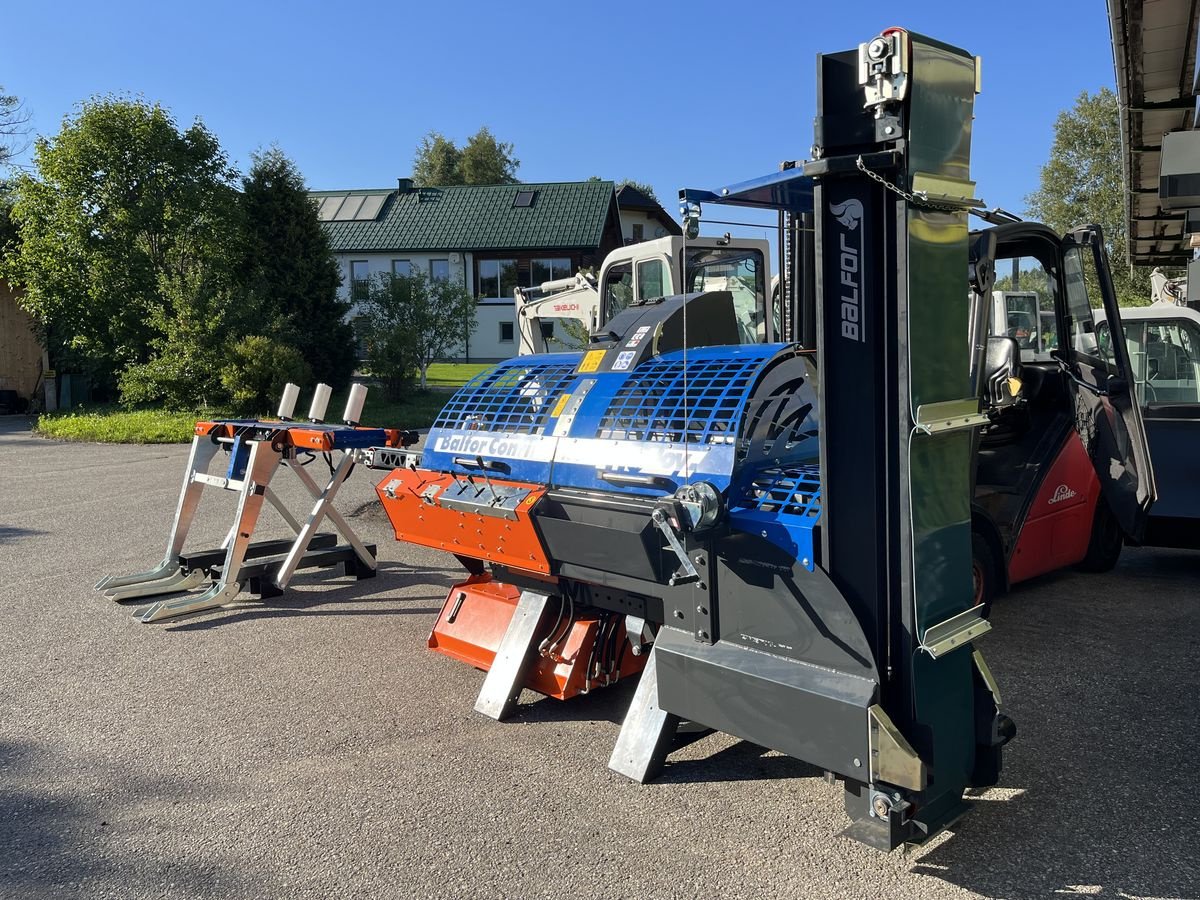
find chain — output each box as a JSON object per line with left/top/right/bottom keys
{"left": 855, "top": 156, "right": 964, "bottom": 213}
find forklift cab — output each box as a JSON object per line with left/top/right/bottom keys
{"left": 970, "top": 222, "right": 1155, "bottom": 603}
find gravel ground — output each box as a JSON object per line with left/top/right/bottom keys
{"left": 1, "top": 415, "right": 1198, "bottom": 900}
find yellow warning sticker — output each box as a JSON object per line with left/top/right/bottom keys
{"left": 578, "top": 350, "right": 605, "bottom": 373}
{"left": 550, "top": 393, "right": 571, "bottom": 418}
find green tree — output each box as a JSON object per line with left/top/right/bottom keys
{"left": 1, "top": 86, "right": 31, "bottom": 168}
{"left": 412, "top": 127, "right": 519, "bottom": 186}
{"left": 617, "top": 179, "right": 658, "bottom": 203}
{"left": 2, "top": 96, "right": 239, "bottom": 390}
{"left": 219, "top": 334, "right": 312, "bottom": 416}
{"left": 237, "top": 147, "right": 356, "bottom": 390}
{"left": 459, "top": 126, "right": 519, "bottom": 185}
{"left": 360, "top": 270, "right": 476, "bottom": 394}
{"left": 413, "top": 131, "right": 463, "bottom": 187}
{"left": 1026, "top": 88, "right": 1152, "bottom": 306}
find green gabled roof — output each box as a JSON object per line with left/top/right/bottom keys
{"left": 311, "top": 181, "right": 617, "bottom": 253}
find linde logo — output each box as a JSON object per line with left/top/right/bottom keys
{"left": 830, "top": 198, "right": 864, "bottom": 342}
{"left": 1048, "top": 484, "right": 1077, "bottom": 504}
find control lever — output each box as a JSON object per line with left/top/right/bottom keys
{"left": 650, "top": 507, "right": 700, "bottom": 586}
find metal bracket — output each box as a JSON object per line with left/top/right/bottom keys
{"left": 867, "top": 704, "right": 927, "bottom": 791}
{"left": 920, "top": 606, "right": 992, "bottom": 658}
{"left": 914, "top": 398, "right": 989, "bottom": 435}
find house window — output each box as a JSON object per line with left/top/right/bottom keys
{"left": 391, "top": 259, "right": 412, "bottom": 278}
{"left": 477, "top": 259, "right": 518, "bottom": 299}
{"left": 350, "top": 260, "right": 370, "bottom": 302}
{"left": 530, "top": 258, "right": 572, "bottom": 287}
{"left": 430, "top": 259, "right": 450, "bottom": 282}
{"left": 499, "top": 321, "right": 514, "bottom": 343}
{"left": 632, "top": 223, "right": 644, "bottom": 242}
{"left": 513, "top": 190, "right": 536, "bottom": 208}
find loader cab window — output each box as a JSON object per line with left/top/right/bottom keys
{"left": 685, "top": 247, "right": 767, "bottom": 345}
{"left": 1101, "top": 316, "right": 1200, "bottom": 406}
{"left": 988, "top": 258, "right": 1059, "bottom": 362}
{"left": 637, "top": 258, "right": 667, "bottom": 302}
{"left": 602, "top": 261, "right": 634, "bottom": 321}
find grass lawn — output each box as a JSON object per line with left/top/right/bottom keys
{"left": 35, "top": 381, "right": 464, "bottom": 444}
{"left": 423, "top": 362, "right": 492, "bottom": 388}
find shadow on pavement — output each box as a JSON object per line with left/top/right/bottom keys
{"left": 0, "top": 739, "right": 266, "bottom": 898}
{"left": 907, "top": 569, "right": 1200, "bottom": 898}
{"left": 139, "top": 563, "right": 453, "bottom": 631}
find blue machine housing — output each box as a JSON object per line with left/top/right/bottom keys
{"left": 424, "top": 342, "right": 823, "bottom": 569}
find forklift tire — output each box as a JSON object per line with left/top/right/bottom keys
{"left": 1075, "top": 497, "right": 1123, "bottom": 573}
{"left": 971, "top": 531, "right": 997, "bottom": 619}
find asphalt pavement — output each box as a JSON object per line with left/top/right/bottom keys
{"left": 1, "top": 415, "right": 1198, "bottom": 899}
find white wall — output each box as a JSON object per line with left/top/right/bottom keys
{"left": 618, "top": 210, "right": 674, "bottom": 245}
{"left": 336, "top": 250, "right": 571, "bottom": 362}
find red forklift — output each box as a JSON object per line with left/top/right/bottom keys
{"left": 967, "top": 223, "right": 1156, "bottom": 611}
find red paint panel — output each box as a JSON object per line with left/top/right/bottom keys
{"left": 427, "top": 577, "right": 646, "bottom": 700}
{"left": 376, "top": 467, "right": 552, "bottom": 575}
{"left": 1007, "top": 433, "right": 1101, "bottom": 585}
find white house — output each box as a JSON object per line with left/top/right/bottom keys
{"left": 312, "top": 178, "right": 625, "bottom": 361}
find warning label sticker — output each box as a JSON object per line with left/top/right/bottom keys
{"left": 613, "top": 351, "right": 635, "bottom": 371}
{"left": 550, "top": 393, "right": 571, "bottom": 418}
{"left": 578, "top": 350, "right": 606, "bottom": 373}
{"left": 625, "top": 326, "right": 651, "bottom": 349}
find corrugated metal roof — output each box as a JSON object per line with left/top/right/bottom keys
{"left": 311, "top": 181, "right": 617, "bottom": 253}
{"left": 1109, "top": 0, "right": 1200, "bottom": 264}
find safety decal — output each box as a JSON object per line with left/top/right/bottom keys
{"left": 550, "top": 393, "right": 571, "bottom": 418}
{"left": 625, "top": 326, "right": 651, "bottom": 349}
{"left": 578, "top": 350, "right": 606, "bottom": 373}
{"left": 613, "top": 351, "right": 636, "bottom": 371}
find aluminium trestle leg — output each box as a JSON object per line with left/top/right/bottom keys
{"left": 96, "top": 430, "right": 378, "bottom": 623}
{"left": 95, "top": 436, "right": 220, "bottom": 601}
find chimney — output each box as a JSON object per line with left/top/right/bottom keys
{"left": 397, "top": 177, "right": 414, "bottom": 193}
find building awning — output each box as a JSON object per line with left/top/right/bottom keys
{"left": 1109, "top": 0, "right": 1200, "bottom": 265}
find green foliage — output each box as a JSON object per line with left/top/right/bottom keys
{"left": 359, "top": 270, "right": 477, "bottom": 395}
{"left": 413, "top": 131, "right": 463, "bottom": 187}
{"left": 1, "top": 86, "right": 31, "bottom": 167}
{"left": 117, "top": 269, "right": 237, "bottom": 409}
{"left": 1026, "top": 88, "right": 1154, "bottom": 306}
{"left": 460, "top": 127, "right": 519, "bottom": 185}
{"left": 238, "top": 147, "right": 356, "bottom": 389}
{"left": 412, "top": 126, "right": 519, "bottom": 187}
{"left": 219, "top": 335, "right": 312, "bottom": 416}
{"left": 617, "top": 179, "right": 658, "bottom": 202}
{"left": 2, "top": 96, "right": 239, "bottom": 389}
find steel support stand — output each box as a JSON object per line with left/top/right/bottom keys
{"left": 473, "top": 590, "right": 552, "bottom": 721}
{"left": 608, "top": 645, "right": 680, "bottom": 783}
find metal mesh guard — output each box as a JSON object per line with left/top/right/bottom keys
{"left": 595, "top": 354, "right": 764, "bottom": 444}
{"left": 433, "top": 359, "right": 580, "bottom": 435}
{"left": 738, "top": 465, "right": 822, "bottom": 517}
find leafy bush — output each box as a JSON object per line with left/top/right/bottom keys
{"left": 219, "top": 335, "right": 312, "bottom": 416}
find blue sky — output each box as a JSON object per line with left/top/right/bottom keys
{"left": 5, "top": 0, "right": 1117, "bottom": 238}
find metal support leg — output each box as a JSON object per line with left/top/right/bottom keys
{"left": 135, "top": 442, "right": 282, "bottom": 623}
{"left": 275, "top": 454, "right": 371, "bottom": 589}
{"left": 96, "top": 436, "right": 219, "bottom": 594}
{"left": 608, "top": 645, "right": 680, "bottom": 783}
{"left": 473, "top": 590, "right": 552, "bottom": 721}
